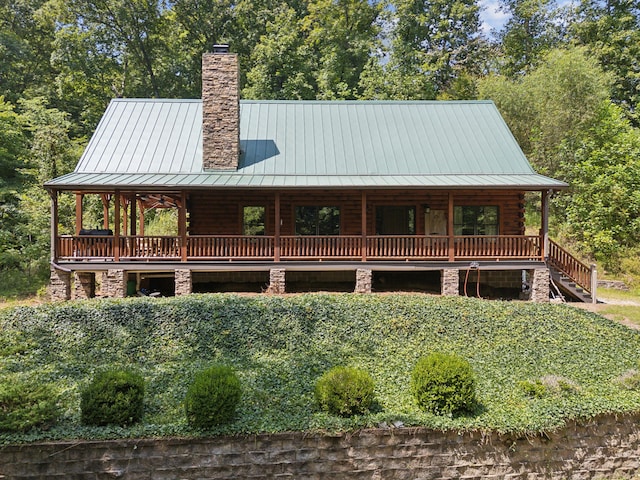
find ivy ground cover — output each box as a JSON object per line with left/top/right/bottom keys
{"left": 2, "top": 293, "right": 640, "bottom": 443}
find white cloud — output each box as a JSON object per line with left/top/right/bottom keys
{"left": 479, "top": 0, "right": 510, "bottom": 36}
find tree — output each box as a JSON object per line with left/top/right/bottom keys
{"left": 304, "top": 0, "right": 382, "bottom": 99}
{"left": 495, "top": 0, "right": 565, "bottom": 77}
{"left": 243, "top": 6, "right": 316, "bottom": 99}
{"left": 560, "top": 103, "right": 640, "bottom": 267}
{"left": 478, "top": 47, "right": 612, "bottom": 177}
{"left": 0, "top": 0, "right": 57, "bottom": 103}
{"left": 571, "top": 0, "right": 640, "bottom": 125}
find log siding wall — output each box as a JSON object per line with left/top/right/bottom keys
{"left": 188, "top": 190, "right": 526, "bottom": 236}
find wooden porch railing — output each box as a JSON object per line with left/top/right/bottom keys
{"left": 280, "top": 236, "right": 362, "bottom": 259}
{"left": 367, "top": 236, "right": 449, "bottom": 259}
{"left": 187, "top": 236, "right": 274, "bottom": 259}
{"left": 547, "top": 239, "right": 592, "bottom": 293}
{"left": 454, "top": 236, "right": 542, "bottom": 259}
{"left": 56, "top": 234, "right": 545, "bottom": 262}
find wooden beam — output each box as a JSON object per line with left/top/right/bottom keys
{"left": 541, "top": 189, "right": 550, "bottom": 260}
{"left": 114, "top": 190, "right": 120, "bottom": 261}
{"left": 130, "top": 194, "right": 137, "bottom": 236}
{"left": 448, "top": 192, "right": 455, "bottom": 261}
{"left": 361, "top": 191, "right": 367, "bottom": 261}
{"left": 50, "top": 190, "right": 58, "bottom": 262}
{"left": 75, "top": 193, "right": 83, "bottom": 235}
{"left": 179, "top": 191, "right": 187, "bottom": 261}
{"left": 101, "top": 194, "right": 110, "bottom": 229}
{"left": 274, "top": 192, "right": 281, "bottom": 262}
{"left": 137, "top": 198, "right": 145, "bottom": 236}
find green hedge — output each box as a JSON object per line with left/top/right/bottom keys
{"left": 1, "top": 294, "right": 640, "bottom": 442}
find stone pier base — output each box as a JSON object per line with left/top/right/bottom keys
{"left": 50, "top": 267, "right": 71, "bottom": 301}
{"left": 441, "top": 269, "right": 460, "bottom": 296}
{"left": 267, "top": 268, "right": 286, "bottom": 293}
{"left": 103, "top": 269, "right": 127, "bottom": 298}
{"left": 175, "top": 269, "right": 192, "bottom": 296}
{"left": 530, "top": 268, "right": 550, "bottom": 303}
{"left": 354, "top": 269, "right": 372, "bottom": 293}
{"left": 73, "top": 272, "right": 95, "bottom": 299}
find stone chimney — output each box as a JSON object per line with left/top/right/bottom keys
{"left": 202, "top": 45, "right": 240, "bottom": 170}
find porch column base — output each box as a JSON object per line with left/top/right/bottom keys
{"left": 74, "top": 272, "right": 95, "bottom": 299}
{"left": 441, "top": 269, "right": 460, "bottom": 296}
{"left": 530, "top": 268, "right": 550, "bottom": 303}
{"left": 355, "top": 269, "right": 372, "bottom": 293}
{"left": 104, "top": 269, "right": 127, "bottom": 298}
{"left": 175, "top": 269, "right": 192, "bottom": 296}
{"left": 50, "top": 266, "right": 71, "bottom": 301}
{"left": 267, "top": 268, "right": 286, "bottom": 294}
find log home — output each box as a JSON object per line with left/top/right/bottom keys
{"left": 45, "top": 46, "right": 595, "bottom": 302}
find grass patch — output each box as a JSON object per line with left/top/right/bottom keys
{"left": 598, "top": 305, "right": 640, "bottom": 326}
{"left": 1, "top": 294, "right": 640, "bottom": 443}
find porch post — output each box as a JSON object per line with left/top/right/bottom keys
{"left": 49, "top": 189, "right": 59, "bottom": 263}
{"left": 179, "top": 191, "right": 187, "bottom": 261}
{"left": 114, "top": 190, "right": 120, "bottom": 261}
{"left": 122, "top": 197, "right": 128, "bottom": 236}
{"left": 361, "top": 191, "right": 367, "bottom": 261}
{"left": 75, "top": 193, "right": 83, "bottom": 235}
{"left": 541, "top": 189, "right": 550, "bottom": 260}
{"left": 130, "top": 194, "right": 137, "bottom": 236}
{"left": 448, "top": 192, "right": 455, "bottom": 261}
{"left": 101, "top": 194, "right": 110, "bottom": 229}
{"left": 274, "top": 192, "right": 281, "bottom": 262}
{"left": 138, "top": 198, "right": 145, "bottom": 236}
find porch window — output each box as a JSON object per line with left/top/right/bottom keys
{"left": 376, "top": 206, "right": 416, "bottom": 235}
{"left": 243, "top": 206, "right": 266, "bottom": 235}
{"left": 454, "top": 206, "right": 499, "bottom": 235}
{"left": 295, "top": 206, "right": 340, "bottom": 235}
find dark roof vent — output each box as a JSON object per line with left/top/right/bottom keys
{"left": 213, "top": 44, "right": 230, "bottom": 54}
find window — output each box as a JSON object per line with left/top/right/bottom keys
{"left": 295, "top": 206, "right": 340, "bottom": 235}
{"left": 376, "top": 206, "right": 416, "bottom": 235}
{"left": 454, "top": 206, "right": 499, "bottom": 235}
{"left": 243, "top": 206, "right": 266, "bottom": 235}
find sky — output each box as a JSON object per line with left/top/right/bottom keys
{"left": 479, "top": 0, "right": 510, "bottom": 36}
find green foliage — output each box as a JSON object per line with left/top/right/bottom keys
{"left": 411, "top": 352, "right": 476, "bottom": 416}
{"left": 314, "top": 366, "right": 375, "bottom": 417}
{"left": 2, "top": 294, "right": 640, "bottom": 442}
{"left": 184, "top": 365, "right": 242, "bottom": 429}
{"left": 80, "top": 369, "right": 145, "bottom": 426}
{"left": 0, "top": 375, "right": 60, "bottom": 432}
{"left": 519, "top": 379, "right": 547, "bottom": 398}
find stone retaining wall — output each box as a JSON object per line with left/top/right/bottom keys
{"left": 2, "top": 412, "right": 639, "bottom": 479}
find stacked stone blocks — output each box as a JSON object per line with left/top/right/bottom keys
{"left": 202, "top": 52, "right": 240, "bottom": 171}
{"left": 2, "top": 413, "right": 639, "bottom": 479}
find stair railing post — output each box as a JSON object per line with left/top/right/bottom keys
{"left": 590, "top": 263, "right": 597, "bottom": 304}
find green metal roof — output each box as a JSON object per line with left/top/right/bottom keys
{"left": 45, "top": 99, "right": 567, "bottom": 190}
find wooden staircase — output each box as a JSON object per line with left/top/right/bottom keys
{"left": 547, "top": 240, "right": 597, "bottom": 303}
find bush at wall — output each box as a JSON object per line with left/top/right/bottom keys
{"left": 0, "top": 376, "right": 60, "bottom": 432}
{"left": 411, "top": 353, "right": 476, "bottom": 416}
{"left": 315, "top": 366, "right": 375, "bottom": 417}
{"left": 184, "top": 365, "right": 242, "bottom": 429}
{"left": 80, "top": 369, "right": 145, "bottom": 426}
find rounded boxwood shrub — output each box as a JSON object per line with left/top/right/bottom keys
{"left": 411, "top": 352, "right": 476, "bottom": 415}
{"left": 0, "top": 377, "right": 60, "bottom": 432}
{"left": 80, "top": 369, "right": 145, "bottom": 426}
{"left": 314, "top": 366, "right": 375, "bottom": 417}
{"left": 184, "top": 365, "right": 242, "bottom": 429}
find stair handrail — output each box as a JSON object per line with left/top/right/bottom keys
{"left": 547, "top": 239, "right": 592, "bottom": 294}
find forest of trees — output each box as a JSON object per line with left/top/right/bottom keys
{"left": 1, "top": 0, "right": 639, "bottom": 295}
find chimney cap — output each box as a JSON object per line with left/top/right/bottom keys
{"left": 212, "top": 44, "right": 230, "bottom": 54}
